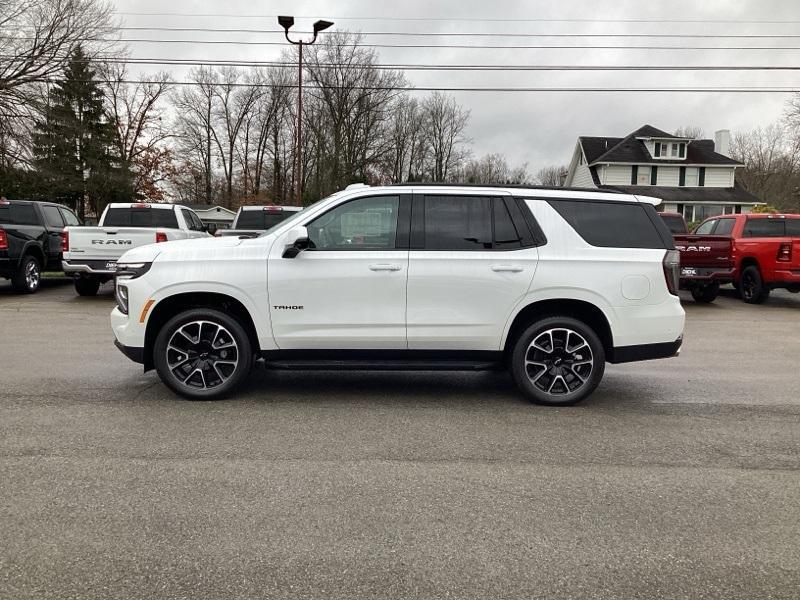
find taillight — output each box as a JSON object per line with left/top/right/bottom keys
{"left": 777, "top": 243, "right": 792, "bottom": 262}
{"left": 663, "top": 249, "right": 680, "bottom": 295}
{"left": 0, "top": 228, "right": 7, "bottom": 250}
{"left": 155, "top": 232, "right": 168, "bottom": 243}
{"left": 60, "top": 230, "right": 69, "bottom": 252}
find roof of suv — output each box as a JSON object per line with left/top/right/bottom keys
{"left": 347, "top": 184, "right": 660, "bottom": 205}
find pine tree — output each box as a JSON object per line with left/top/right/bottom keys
{"left": 32, "top": 46, "right": 132, "bottom": 219}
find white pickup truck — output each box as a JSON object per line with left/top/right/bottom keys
{"left": 62, "top": 203, "right": 210, "bottom": 296}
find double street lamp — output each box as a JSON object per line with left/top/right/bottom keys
{"left": 278, "top": 16, "right": 334, "bottom": 205}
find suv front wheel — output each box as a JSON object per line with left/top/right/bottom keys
{"left": 511, "top": 316, "right": 606, "bottom": 406}
{"left": 153, "top": 308, "right": 254, "bottom": 400}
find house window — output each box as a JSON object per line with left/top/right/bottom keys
{"left": 650, "top": 166, "right": 658, "bottom": 185}
{"left": 631, "top": 165, "right": 638, "bottom": 185}
{"left": 671, "top": 143, "right": 679, "bottom": 157}
{"left": 685, "top": 167, "right": 698, "bottom": 186}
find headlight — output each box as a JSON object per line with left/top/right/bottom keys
{"left": 115, "top": 279, "right": 129, "bottom": 315}
{"left": 114, "top": 262, "right": 151, "bottom": 315}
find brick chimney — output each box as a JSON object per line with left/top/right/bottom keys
{"left": 714, "top": 129, "right": 731, "bottom": 157}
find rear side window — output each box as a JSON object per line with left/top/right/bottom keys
{"left": 41, "top": 205, "right": 65, "bottom": 228}
{"left": 713, "top": 219, "right": 735, "bottom": 235}
{"left": 103, "top": 207, "right": 179, "bottom": 229}
{"left": 181, "top": 208, "right": 204, "bottom": 231}
{"left": 0, "top": 203, "right": 38, "bottom": 225}
{"left": 660, "top": 214, "right": 686, "bottom": 234}
{"left": 60, "top": 208, "right": 80, "bottom": 226}
{"left": 743, "top": 218, "right": 785, "bottom": 238}
{"left": 424, "top": 196, "right": 492, "bottom": 250}
{"left": 548, "top": 199, "right": 668, "bottom": 249}
{"left": 786, "top": 219, "right": 800, "bottom": 236}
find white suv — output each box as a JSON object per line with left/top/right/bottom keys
{"left": 111, "top": 185, "right": 684, "bottom": 405}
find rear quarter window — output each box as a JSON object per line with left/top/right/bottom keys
{"left": 548, "top": 199, "right": 669, "bottom": 249}
{"left": 0, "top": 203, "right": 38, "bottom": 225}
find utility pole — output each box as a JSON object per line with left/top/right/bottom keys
{"left": 277, "top": 16, "right": 333, "bottom": 206}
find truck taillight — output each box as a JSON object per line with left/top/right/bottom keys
{"left": 777, "top": 243, "right": 792, "bottom": 262}
{"left": 60, "top": 230, "right": 69, "bottom": 252}
{"left": 663, "top": 249, "right": 680, "bottom": 296}
{"left": 155, "top": 232, "right": 168, "bottom": 243}
{"left": 0, "top": 228, "right": 7, "bottom": 250}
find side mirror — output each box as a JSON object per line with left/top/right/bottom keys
{"left": 282, "top": 226, "right": 309, "bottom": 258}
{"left": 205, "top": 223, "right": 217, "bottom": 235}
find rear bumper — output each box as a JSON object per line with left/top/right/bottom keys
{"left": 679, "top": 266, "right": 735, "bottom": 285}
{"left": 608, "top": 336, "right": 683, "bottom": 364}
{"left": 63, "top": 259, "right": 116, "bottom": 276}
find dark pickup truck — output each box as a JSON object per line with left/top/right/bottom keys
{"left": 0, "top": 198, "right": 81, "bottom": 293}
{"left": 660, "top": 211, "right": 734, "bottom": 303}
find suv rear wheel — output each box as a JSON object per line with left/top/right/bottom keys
{"left": 510, "top": 316, "right": 605, "bottom": 406}
{"left": 153, "top": 308, "right": 254, "bottom": 400}
{"left": 740, "top": 266, "right": 770, "bottom": 304}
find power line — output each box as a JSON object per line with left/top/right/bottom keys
{"left": 5, "top": 56, "right": 798, "bottom": 72}
{"left": 20, "top": 77, "right": 800, "bottom": 93}
{"left": 114, "top": 12, "right": 800, "bottom": 25}
{"left": 6, "top": 27, "right": 800, "bottom": 39}
{"left": 4, "top": 36, "right": 798, "bottom": 50}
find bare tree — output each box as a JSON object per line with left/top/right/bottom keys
{"left": 420, "top": 91, "right": 471, "bottom": 182}
{"left": 0, "top": 0, "right": 115, "bottom": 116}
{"left": 101, "top": 62, "right": 172, "bottom": 200}
{"left": 673, "top": 126, "right": 705, "bottom": 139}
{"left": 173, "top": 67, "right": 217, "bottom": 204}
{"left": 535, "top": 165, "right": 567, "bottom": 186}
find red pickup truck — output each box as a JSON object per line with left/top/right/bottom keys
{"left": 674, "top": 213, "right": 800, "bottom": 304}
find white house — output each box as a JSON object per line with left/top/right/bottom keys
{"left": 563, "top": 124, "right": 762, "bottom": 222}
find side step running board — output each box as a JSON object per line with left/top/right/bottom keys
{"left": 263, "top": 360, "right": 503, "bottom": 372}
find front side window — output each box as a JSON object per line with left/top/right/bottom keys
{"left": 424, "top": 195, "right": 492, "bottom": 250}
{"left": 743, "top": 218, "right": 785, "bottom": 238}
{"left": 307, "top": 195, "right": 400, "bottom": 250}
{"left": 694, "top": 219, "right": 717, "bottom": 235}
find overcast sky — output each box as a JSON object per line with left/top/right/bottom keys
{"left": 112, "top": 0, "right": 799, "bottom": 173}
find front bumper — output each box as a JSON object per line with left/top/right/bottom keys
{"left": 114, "top": 340, "right": 144, "bottom": 364}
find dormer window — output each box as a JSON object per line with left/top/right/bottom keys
{"left": 652, "top": 140, "right": 686, "bottom": 159}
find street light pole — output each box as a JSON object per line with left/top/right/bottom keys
{"left": 278, "top": 16, "right": 333, "bottom": 206}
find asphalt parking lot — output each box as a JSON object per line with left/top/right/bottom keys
{"left": 1, "top": 279, "right": 799, "bottom": 599}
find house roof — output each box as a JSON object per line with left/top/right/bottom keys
{"left": 188, "top": 204, "right": 236, "bottom": 214}
{"left": 579, "top": 124, "right": 742, "bottom": 167}
{"left": 600, "top": 184, "right": 762, "bottom": 204}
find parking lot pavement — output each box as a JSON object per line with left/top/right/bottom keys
{"left": 1, "top": 280, "right": 799, "bottom": 599}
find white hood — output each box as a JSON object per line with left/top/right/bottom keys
{"left": 119, "top": 235, "right": 245, "bottom": 264}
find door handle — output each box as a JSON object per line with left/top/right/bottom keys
{"left": 369, "top": 263, "right": 403, "bottom": 271}
{"left": 491, "top": 265, "right": 524, "bottom": 272}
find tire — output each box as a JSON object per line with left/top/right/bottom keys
{"left": 74, "top": 276, "right": 100, "bottom": 297}
{"left": 11, "top": 255, "right": 41, "bottom": 294}
{"left": 690, "top": 282, "right": 719, "bottom": 303}
{"left": 740, "top": 266, "right": 770, "bottom": 304}
{"left": 153, "top": 308, "right": 254, "bottom": 400}
{"left": 510, "top": 316, "right": 606, "bottom": 406}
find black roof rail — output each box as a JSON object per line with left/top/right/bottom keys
{"left": 390, "top": 182, "right": 625, "bottom": 194}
